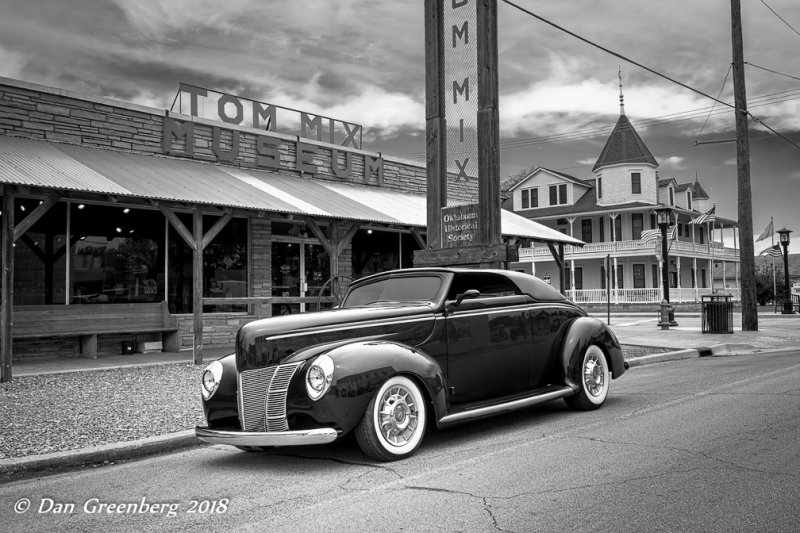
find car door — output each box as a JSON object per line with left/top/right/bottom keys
{"left": 444, "top": 273, "right": 533, "bottom": 404}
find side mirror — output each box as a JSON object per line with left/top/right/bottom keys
{"left": 455, "top": 289, "right": 480, "bottom": 305}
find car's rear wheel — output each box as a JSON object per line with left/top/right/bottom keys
{"left": 355, "top": 375, "right": 427, "bottom": 461}
{"left": 564, "top": 344, "right": 610, "bottom": 411}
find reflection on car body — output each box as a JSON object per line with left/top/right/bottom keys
{"left": 196, "top": 267, "right": 628, "bottom": 461}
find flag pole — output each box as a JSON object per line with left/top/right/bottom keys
{"left": 771, "top": 216, "right": 776, "bottom": 306}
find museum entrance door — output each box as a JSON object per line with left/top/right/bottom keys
{"left": 271, "top": 239, "right": 329, "bottom": 315}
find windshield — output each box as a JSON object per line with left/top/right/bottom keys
{"left": 342, "top": 275, "right": 443, "bottom": 307}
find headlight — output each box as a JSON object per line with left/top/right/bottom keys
{"left": 305, "top": 354, "right": 334, "bottom": 401}
{"left": 201, "top": 361, "right": 224, "bottom": 400}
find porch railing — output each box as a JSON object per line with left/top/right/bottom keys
{"left": 520, "top": 240, "right": 740, "bottom": 259}
{"left": 568, "top": 287, "right": 741, "bottom": 304}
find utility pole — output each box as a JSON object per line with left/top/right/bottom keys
{"left": 731, "top": 0, "right": 758, "bottom": 330}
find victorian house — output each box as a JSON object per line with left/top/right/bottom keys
{"left": 505, "top": 102, "right": 741, "bottom": 304}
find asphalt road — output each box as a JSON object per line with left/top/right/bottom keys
{"left": 2, "top": 350, "right": 799, "bottom": 532}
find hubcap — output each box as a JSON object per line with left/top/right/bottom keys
{"left": 583, "top": 352, "right": 605, "bottom": 397}
{"left": 378, "top": 385, "right": 419, "bottom": 446}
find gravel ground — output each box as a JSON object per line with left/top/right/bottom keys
{"left": 0, "top": 364, "right": 205, "bottom": 460}
{"left": 0, "top": 345, "right": 668, "bottom": 460}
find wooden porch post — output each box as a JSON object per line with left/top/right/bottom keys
{"left": 1, "top": 187, "right": 15, "bottom": 382}
{"left": 192, "top": 208, "right": 204, "bottom": 365}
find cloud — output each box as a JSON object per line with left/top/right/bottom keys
{"left": 0, "top": 46, "right": 25, "bottom": 80}
{"left": 660, "top": 156, "right": 686, "bottom": 169}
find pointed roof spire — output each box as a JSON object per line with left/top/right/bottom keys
{"left": 618, "top": 67, "right": 625, "bottom": 116}
{"left": 693, "top": 172, "right": 709, "bottom": 199}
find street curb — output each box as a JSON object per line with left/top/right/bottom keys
{"left": 0, "top": 430, "right": 201, "bottom": 479}
{"left": 625, "top": 348, "right": 700, "bottom": 368}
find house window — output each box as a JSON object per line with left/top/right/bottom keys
{"left": 687, "top": 191, "right": 692, "bottom": 210}
{"left": 565, "top": 267, "right": 583, "bottom": 290}
{"left": 597, "top": 177, "right": 602, "bottom": 198}
{"left": 601, "top": 265, "right": 606, "bottom": 290}
{"left": 614, "top": 216, "right": 622, "bottom": 242}
{"left": 631, "top": 172, "right": 641, "bottom": 194}
{"left": 549, "top": 184, "right": 567, "bottom": 205}
{"left": 669, "top": 187, "right": 674, "bottom": 206}
{"left": 616, "top": 265, "right": 624, "bottom": 289}
{"left": 581, "top": 219, "right": 593, "bottom": 243}
{"left": 521, "top": 187, "right": 538, "bottom": 209}
{"left": 701, "top": 268, "right": 707, "bottom": 288}
{"left": 631, "top": 213, "right": 643, "bottom": 240}
{"left": 652, "top": 264, "right": 659, "bottom": 288}
{"left": 698, "top": 227, "right": 705, "bottom": 244}
{"left": 650, "top": 213, "right": 656, "bottom": 229}
{"left": 599, "top": 217, "right": 605, "bottom": 242}
{"left": 633, "top": 264, "right": 645, "bottom": 289}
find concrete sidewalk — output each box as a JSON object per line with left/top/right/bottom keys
{"left": 592, "top": 311, "right": 800, "bottom": 353}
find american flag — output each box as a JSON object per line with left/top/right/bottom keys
{"left": 689, "top": 206, "right": 716, "bottom": 225}
{"left": 759, "top": 244, "right": 783, "bottom": 257}
{"left": 640, "top": 226, "right": 675, "bottom": 244}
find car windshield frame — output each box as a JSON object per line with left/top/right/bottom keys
{"left": 341, "top": 273, "right": 447, "bottom": 308}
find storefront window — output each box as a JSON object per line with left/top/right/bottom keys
{"left": 11, "top": 199, "right": 67, "bottom": 305}
{"left": 167, "top": 214, "right": 248, "bottom": 314}
{"left": 70, "top": 204, "right": 164, "bottom": 305}
{"left": 351, "top": 230, "right": 421, "bottom": 279}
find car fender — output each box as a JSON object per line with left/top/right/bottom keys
{"left": 289, "top": 340, "right": 447, "bottom": 436}
{"left": 560, "top": 316, "right": 626, "bottom": 390}
{"left": 203, "top": 353, "right": 241, "bottom": 428}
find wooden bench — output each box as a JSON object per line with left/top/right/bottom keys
{"left": 12, "top": 302, "right": 179, "bottom": 358}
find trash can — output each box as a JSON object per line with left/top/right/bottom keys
{"left": 702, "top": 294, "right": 733, "bottom": 333}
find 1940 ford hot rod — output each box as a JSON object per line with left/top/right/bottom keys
{"left": 196, "top": 267, "right": 627, "bottom": 461}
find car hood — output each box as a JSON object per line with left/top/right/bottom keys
{"left": 236, "top": 304, "right": 437, "bottom": 371}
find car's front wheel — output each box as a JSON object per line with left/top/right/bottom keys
{"left": 355, "top": 375, "right": 427, "bottom": 461}
{"left": 565, "top": 344, "right": 610, "bottom": 411}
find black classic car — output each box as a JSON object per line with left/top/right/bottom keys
{"left": 196, "top": 267, "right": 628, "bottom": 461}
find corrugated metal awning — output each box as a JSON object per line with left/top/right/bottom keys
{"left": 0, "top": 136, "right": 583, "bottom": 245}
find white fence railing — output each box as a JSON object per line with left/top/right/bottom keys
{"left": 519, "top": 240, "right": 740, "bottom": 260}
{"left": 568, "top": 287, "right": 741, "bottom": 304}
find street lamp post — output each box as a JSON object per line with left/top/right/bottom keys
{"left": 778, "top": 228, "right": 794, "bottom": 314}
{"left": 656, "top": 206, "right": 677, "bottom": 328}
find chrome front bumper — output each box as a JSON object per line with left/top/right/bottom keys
{"left": 195, "top": 427, "right": 338, "bottom": 447}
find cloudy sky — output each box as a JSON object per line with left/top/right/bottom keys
{"left": 1, "top": 0, "right": 798, "bottom": 248}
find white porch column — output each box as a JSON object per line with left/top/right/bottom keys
{"left": 609, "top": 213, "right": 618, "bottom": 251}
{"left": 613, "top": 256, "right": 619, "bottom": 304}
{"left": 691, "top": 223, "right": 696, "bottom": 252}
{"left": 676, "top": 257, "right": 682, "bottom": 302}
{"left": 708, "top": 258, "right": 713, "bottom": 290}
{"left": 570, "top": 259, "right": 576, "bottom": 300}
{"left": 723, "top": 259, "right": 727, "bottom": 292}
{"left": 658, "top": 259, "right": 663, "bottom": 293}
{"left": 693, "top": 257, "right": 699, "bottom": 302}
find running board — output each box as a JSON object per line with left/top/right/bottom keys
{"left": 438, "top": 386, "right": 576, "bottom": 428}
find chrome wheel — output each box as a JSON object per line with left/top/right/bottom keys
{"left": 378, "top": 384, "right": 420, "bottom": 446}
{"left": 356, "top": 375, "right": 427, "bottom": 461}
{"left": 583, "top": 349, "right": 606, "bottom": 398}
{"left": 565, "top": 344, "right": 610, "bottom": 411}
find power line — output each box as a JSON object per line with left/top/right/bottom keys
{"left": 760, "top": 0, "right": 800, "bottom": 39}
{"left": 395, "top": 88, "right": 800, "bottom": 158}
{"left": 745, "top": 61, "right": 800, "bottom": 82}
{"left": 499, "top": 0, "right": 800, "bottom": 153}
{"left": 697, "top": 65, "right": 732, "bottom": 139}
{"left": 499, "top": 0, "right": 733, "bottom": 109}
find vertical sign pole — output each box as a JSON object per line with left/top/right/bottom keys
{"left": 424, "top": 0, "right": 446, "bottom": 250}
{"left": 476, "top": 0, "right": 501, "bottom": 245}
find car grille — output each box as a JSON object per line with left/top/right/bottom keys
{"left": 238, "top": 362, "right": 304, "bottom": 432}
